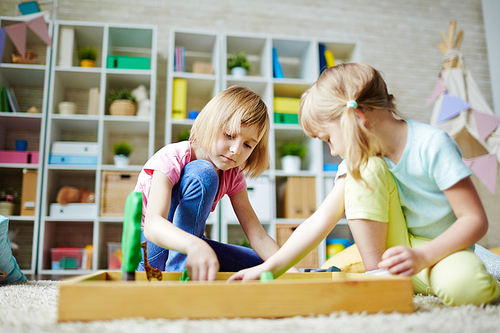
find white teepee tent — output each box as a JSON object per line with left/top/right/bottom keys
{"left": 428, "top": 21, "right": 500, "bottom": 248}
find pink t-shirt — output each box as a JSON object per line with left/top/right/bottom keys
{"left": 134, "top": 141, "right": 247, "bottom": 223}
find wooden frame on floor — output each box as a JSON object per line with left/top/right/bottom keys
{"left": 58, "top": 271, "right": 414, "bottom": 321}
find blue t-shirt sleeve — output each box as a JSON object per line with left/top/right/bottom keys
{"left": 424, "top": 131, "right": 472, "bottom": 191}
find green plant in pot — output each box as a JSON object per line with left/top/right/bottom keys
{"left": 77, "top": 45, "right": 98, "bottom": 67}
{"left": 278, "top": 140, "right": 307, "bottom": 172}
{"left": 113, "top": 140, "right": 134, "bottom": 167}
{"left": 108, "top": 88, "right": 138, "bottom": 116}
{"left": 228, "top": 51, "right": 251, "bottom": 77}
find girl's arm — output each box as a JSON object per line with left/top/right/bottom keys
{"left": 228, "top": 177, "right": 346, "bottom": 281}
{"left": 347, "top": 219, "right": 387, "bottom": 271}
{"left": 379, "top": 176, "right": 488, "bottom": 276}
{"left": 229, "top": 188, "right": 284, "bottom": 261}
{"left": 143, "top": 170, "right": 219, "bottom": 281}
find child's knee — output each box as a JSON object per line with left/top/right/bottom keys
{"left": 430, "top": 251, "right": 500, "bottom": 305}
{"left": 182, "top": 160, "right": 218, "bottom": 193}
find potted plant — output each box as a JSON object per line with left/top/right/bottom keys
{"left": 113, "top": 140, "right": 134, "bottom": 167}
{"left": 177, "top": 130, "right": 191, "bottom": 142}
{"left": 278, "top": 140, "right": 307, "bottom": 172}
{"left": 77, "top": 46, "right": 98, "bottom": 67}
{"left": 0, "top": 188, "right": 20, "bottom": 216}
{"left": 108, "top": 88, "right": 137, "bottom": 116}
{"left": 227, "top": 51, "right": 251, "bottom": 77}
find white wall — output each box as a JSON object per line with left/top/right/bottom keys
{"left": 1, "top": 0, "right": 491, "bottom": 145}
{"left": 482, "top": 0, "right": 500, "bottom": 115}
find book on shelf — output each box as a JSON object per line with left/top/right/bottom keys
{"left": 272, "top": 47, "right": 284, "bottom": 79}
{"left": 319, "top": 43, "right": 327, "bottom": 74}
{"left": 87, "top": 87, "right": 100, "bottom": 115}
{"left": 7, "top": 87, "right": 20, "bottom": 113}
{"left": 324, "top": 50, "right": 335, "bottom": 68}
{"left": 0, "top": 86, "right": 12, "bottom": 112}
{"left": 174, "top": 46, "right": 185, "bottom": 72}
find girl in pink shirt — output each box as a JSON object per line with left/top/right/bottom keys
{"left": 135, "top": 86, "right": 289, "bottom": 281}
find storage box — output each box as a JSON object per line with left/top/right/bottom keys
{"left": 51, "top": 247, "right": 83, "bottom": 270}
{"left": 100, "top": 171, "right": 140, "bottom": 216}
{"left": 283, "top": 177, "right": 316, "bottom": 219}
{"left": 51, "top": 142, "right": 98, "bottom": 155}
{"left": 274, "top": 97, "right": 300, "bottom": 114}
{"left": 49, "top": 203, "right": 97, "bottom": 218}
{"left": 193, "top": 62, "right": 213, "bottom": 74}
{"left": 49, "top": 155, "right": 98, "bottom": 165}
{"left": 106, "top": 56, "right": 150, "bottom": 70}
{"left": 276, "top": 224, "right": 318, "bottom": 268}
{"left": 0, "top": 151, "right": 39, "bottom": 164}
{"left": 108, "top": 242, "right": 122, "bottom": 269}
{"left": 274, "top": 113, "right": 299, "bottom": 124}
{"left": 21, "top": 169, "right": 37, "bottom": 216}
{"left": 222, "top": 177, "right": 272, "bottom": 222}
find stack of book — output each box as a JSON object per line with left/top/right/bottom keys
{"left": 174, "top": 46, "right": 185, "bottom": 72}
{"left": 0, "top": 85, "right": 20, "bottom": 113}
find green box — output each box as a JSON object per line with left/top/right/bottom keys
{"left": 106, "top": 56, "right": 150, "bottom": 70}
{"left": 274, "top": 113, "right": 299, "bottom": 124}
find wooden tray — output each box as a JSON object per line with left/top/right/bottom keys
{"left": 58, "top": 271, "right": 414, "bottom": 321}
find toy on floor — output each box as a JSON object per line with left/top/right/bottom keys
{"left": 121, "top": 191, "right": 143, "bottom": 281}
{"left": 56, "top": 186, "right": 95, "bottom": 205}
{"left": 141, "top": 241, "right": 162, "bottom": 281}
{"left": 180, "top": 268, "right": 189, "bottom": 282}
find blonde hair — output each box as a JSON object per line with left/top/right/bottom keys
{"left": 190, "top": 86, "right": 270, "bottom": 178}
{"left": 299, "top": 63, "right": 402, "bottom": 181}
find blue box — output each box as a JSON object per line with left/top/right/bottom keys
{"left": 323, "top": 163, "right": 340, "bottom": 171}
{"left": 18, "top": 1, "right": 41, "bottom": 15}
{"left": 49, "top": 154, "right": 97, "bottom": 165}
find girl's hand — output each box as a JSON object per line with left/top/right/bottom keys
{"left": 378, "top": 246, "right": 429, "bottom": 276}
{"left": 227, "top": 264, "right": 267, "bottom": 282}
{"left": 185, "top": 241, "right": 219, "bottom": 281}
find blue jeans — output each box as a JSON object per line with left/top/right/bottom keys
{"left": 137, "top": 159, "right": 264, "bottom": 272}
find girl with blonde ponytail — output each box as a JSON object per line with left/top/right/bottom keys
{"left": 230, "top": 63, "right": 499, "bottom": 306}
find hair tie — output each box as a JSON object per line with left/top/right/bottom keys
{"left": 346, "top": 100, "right": 358, "bottom": 109}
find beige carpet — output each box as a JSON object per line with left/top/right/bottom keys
{"left": 1, "top": 281, "right": 499, "bottom": 333}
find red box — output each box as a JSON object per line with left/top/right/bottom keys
{"left": 51, "top": 247, "right": 84, "bottom": 270}
{"left": 0, "top": 151, "right": 39, "bottom": 164}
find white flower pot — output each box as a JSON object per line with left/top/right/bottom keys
{"left": 231, "top": 67, "right": 247, "bottom": 77}
{"left": 282, "top": 155, "right": 301, "bottom": 173}
{"left": 114, "top": 155, "right": 130, "bottom": 167}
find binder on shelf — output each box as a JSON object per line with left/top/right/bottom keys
{"left": 58, "top": 27, "right": 75, "bottom": 67}
{"left": 51, "top": 141, "right": 98, "bottom": 155}
{"left": 319, "top": 43, "right": 327, "bottom": 74}
{"left": 87, "top": 87, "right": 100, "bottom": 115}
{"left": 272, "top": 47, "right": 284, "bottom": 79}
{"left": 106, "top": 56, "right": 150, "bottom": 70}
{"left": 21, "top": 169, "right": 37, "bottom": 216}
{"left": 324, "top": 50, "right": 335, "bottom": 68}
{"left": 274, "top": 97, "right": 300, "bottom": 114}
{"left": 172, "top": 78, "right": 187, "bottom": 119}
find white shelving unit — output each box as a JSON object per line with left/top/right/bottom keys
{"left": 165, "top": 29, "right": 361, "bottom": 268}
{"left": 38, "top": 21, "right": 157, "bottom": 276}
{"left": 0, "top": 16, "right": 53, "bottom": 277}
